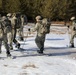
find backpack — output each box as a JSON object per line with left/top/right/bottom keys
{"left": 73, "top": 20, "right": 76, "bottom": 30}
{"left": 4, "top": 19, "right": 11, "bottom": 27}
{"left": 15, "top": 17, "right": 21, "bottom": 29}
{"left": 2, "top": 18, "right": 12, "bottom": 33}
{"left": 40, "top": 18, "right": 51, "bottom": 34}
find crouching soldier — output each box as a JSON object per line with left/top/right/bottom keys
{"left": 0, "top": 18, "right": 11, "bottom": 57}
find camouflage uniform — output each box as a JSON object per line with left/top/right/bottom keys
{"left": 31, "top": 16, "right": 46, "bottom": 54}
{"left": 0, "top": 20, "right": 11, "bottom": 57}
{"left": 5, "top": 14, "right": 13, "bottom": 50}
{"left": 17, "top": 14, "right": 24, "bottom": 41}
{"left": 70, "top": 17, "right": 76, "bottom": 47}
{"left": 10, "top": 13, "right": 20, "bottom": 48}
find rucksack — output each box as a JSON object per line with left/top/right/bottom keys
{"left": 40, "top": 18, "right": 51, "bottom": 34}
{"left": 2, "top": 18, "right": 12, "bottom": 33}
{"left": 15, "top": 17, "right": 21, "bottom": 29}
{"left": 4, "top": 19, "right": 11, "bottom": 27}
{"left": 73, "top": 20, "right": 76, "bottom": 30}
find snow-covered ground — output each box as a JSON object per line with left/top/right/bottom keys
{"left": 0, "top": 23, "right": 76, "bottom": 75}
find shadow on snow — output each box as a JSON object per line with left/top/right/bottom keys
{"left": 13, "top": 47, "right": 76, "bottom": 58}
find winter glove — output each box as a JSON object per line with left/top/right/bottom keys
{"left": 73, "top": 27, "right": 76, "bottom": 30}
{"left": 28, "top": 28, "right": 30, "bottom": 31}
{"left": 67, "top": 25, "right": 69, "bottom": 28}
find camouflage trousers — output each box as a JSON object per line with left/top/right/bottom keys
{"left": 0, "top": 34, "right": 10, "bottom": 54}
{"left": 70, "top": 31, "right": 76, "bottom": 45}
{"left": 17, "top": 26, "right": 24, "bottom": 40}
{"left": 7, "top": 28, "right": 20, "bottom": 49}
{"left": 7, "top": 32, "right": 13, "bottom": 49}
{"left": 35, "top": 35, "right": 45, "bottom": 51}
{"left": 12, "top": 28, "right": 20, "bottom": 45}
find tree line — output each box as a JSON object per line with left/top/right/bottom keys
{"left": 0, "top": 0, "right": 76, "bottom": 21}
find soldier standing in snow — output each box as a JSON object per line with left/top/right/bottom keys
{"left": 28, "top": 16, "right": 50, "bottom": 54}
{"left": 17, "top": 14, "right": 24, "bottom": 41}
{"left": 0, "top": 16, "right": 11, "bottom": 57}
{"left": 70, "top": 16, "right": 76, "bottom": 47}
{"left": 4, "top": 13, "right": 13, "bottom": 50}
{"left": 10, "top": 13, "right": 20, "bottom": 49}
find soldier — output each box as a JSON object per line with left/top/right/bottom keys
{"left": 24, "top": 15, "right": 27, "bottom": 25}
{"left": 17, "top": 14, "right": 24, "bottom": 41}
{"left": 28, "top": 15, "right": 50, "bottom": 54}
{"left": 4, "top": 13, "right": 13, "bottom": 50}
{"left": 70, "top": 16, "right": 76, "bottom": 47}
{"left": 35, "top": 16, "right": 45, "bottom": 54}
{"left": 0, "top": 16, "right": 11, "bottom": 57}
{"left": 10, "top": 13, "right": 20, "bottom": 49}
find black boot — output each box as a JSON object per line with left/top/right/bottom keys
{"left": 70, "top": 43, "right": 74, "bottom": 47}
{"left": 7, "top": 53, "right": 11, "bottom": 57}
{"left": 37, "top": 50, "right": 43, "bottom": 54}
{"left": 37, "top": 47, "right": 44, "bottom": 54}
{"left": 19, "top": 37, "right": 24, "bottom": 41}
{"left": 15, "top": 43, "right": 20, "bottom": 49}
{"left": 18, "top": 43, "right": 20, "bottom": 49}
{"left": 20, "top": 37, "right": 24, "bottom": 41}
{"left": 6, "top": 50, "right": 11, "bottom": 57}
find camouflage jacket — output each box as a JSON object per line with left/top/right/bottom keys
{"left": 32, "top": 21, "right": 46, "bottom": 37}
{"left": 72, "top": 20, "right": 76, "bottom": 31}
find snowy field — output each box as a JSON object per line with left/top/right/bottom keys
{"left": 0, "top": 23, "right": 76, "bottom": 75}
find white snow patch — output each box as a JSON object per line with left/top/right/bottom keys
{"left": 0, "top": 24, "right": 76, "bottom": 75}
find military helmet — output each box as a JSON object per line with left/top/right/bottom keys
{"left": 70, "top": 16, "right": 75, "bottom": 20}
{"left": 35, "top": 15, "right": 42, "bottom": 20}
{"left": 7, "top": 13, "right": 11, "bottom": 17}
